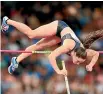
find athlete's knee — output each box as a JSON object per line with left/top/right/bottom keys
{"left": 28, "top": 30, "right": 35, "bottom": 39}
{"left": 28, "top": 35, "right": 34, "bottom": 39}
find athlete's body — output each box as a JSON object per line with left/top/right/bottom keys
{"left": 2, "top": 16, "right": 100, "bottom": 76}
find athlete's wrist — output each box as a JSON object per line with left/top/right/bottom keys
{"left": 55, "top": 69, "right": 61, "bottom": 73}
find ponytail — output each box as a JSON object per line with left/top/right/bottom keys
{"left": 83, "top": 29, "right": 103, "bottom": 49}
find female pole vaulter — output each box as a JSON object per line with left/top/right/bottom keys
{"left": 2, "top": 16, "right": 103, "bottom": 75}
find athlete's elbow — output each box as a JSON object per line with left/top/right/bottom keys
{"left": 96, "top": 51, "right": 99, "bottom": 57}
{"left": 48, "top": 54, "right": 53, "bottom": 60}
{"left": 48, "top": 54, "right": 56, "bottom": 61}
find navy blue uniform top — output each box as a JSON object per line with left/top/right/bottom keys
{"left": 61, "top": 33, "right": 80, "bottom": 54}
{"left": 56, "top": 20, "right": 81, "bottom": 54}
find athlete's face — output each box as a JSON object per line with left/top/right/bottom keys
{"left": 72, "top": 52, "right": 86, "bottom": 65}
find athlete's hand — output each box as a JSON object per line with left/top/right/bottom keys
{"left": 57, "top": 69, "right": 67, "bottom": 76}
{"left": 86, "top": 64, "right": 93, "bottom": 71}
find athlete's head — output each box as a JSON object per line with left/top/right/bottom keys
{"left": 72, "top": 47, "right": 87, "bottom": 65}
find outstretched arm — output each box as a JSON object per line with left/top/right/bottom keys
{"left": 48, "top": 45, "right": 69, "bottom": 75}
{"left": 86, "top": 49, "right": 99, "bottom": 71}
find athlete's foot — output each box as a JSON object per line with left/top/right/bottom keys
{"left": 8, "top": 57, "right": 19, "bottom": 74}
{"left": 1, "top": 16, "right": 9, "bottom": 33}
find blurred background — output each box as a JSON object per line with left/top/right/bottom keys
{"left": 1, "top": 1, "right": 103, "bottom": 94}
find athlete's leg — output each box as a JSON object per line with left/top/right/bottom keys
{"left": 8, "top": 36, "right": 61, "bottom": 74}
{"left": 17, "top": 36, "right": 60, "bottom": 63}
{"left": 7, "top": 19, "right": 58, "bottom": 39}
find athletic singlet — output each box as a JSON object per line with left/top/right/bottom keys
{"left": 61, "top": 33, "right": 80, "bottom": 53}
{"left": 56, "top": 20, "right": 80, "bottom": 53}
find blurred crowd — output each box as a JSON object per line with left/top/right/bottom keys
{"left": 1, "top": 1, "right": 103, "bottom": 94}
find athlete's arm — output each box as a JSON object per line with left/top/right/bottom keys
{"left": 48, "top": 39, "right": 75, "bottom": 75}
{"left": 86, "top": 49, "right": 99, "bottom": 71}
{"left": 48, "top": 45, "right": 69, "bottom": 75}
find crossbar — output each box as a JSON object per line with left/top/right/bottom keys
{"left": 98, "top": 51, "right": 103, "bottom": 54}
{"left": 0, "top": 50, "right": 51, "bottom": 54}
{"left": 0, "top": 50, "right": 103, "bottom": 54}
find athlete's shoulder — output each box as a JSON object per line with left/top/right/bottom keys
{"left": 63, "top": 39, "right": 75, "bottom": 50}
{"left": 86, "top": 49, "right": 99, "bottom": 57}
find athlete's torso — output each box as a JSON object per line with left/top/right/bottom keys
{"left": 56, "top": 20, "right": 81, "bottom": 53}
{"left": 61, "top": 33, "right": 80, "bottom": 53}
